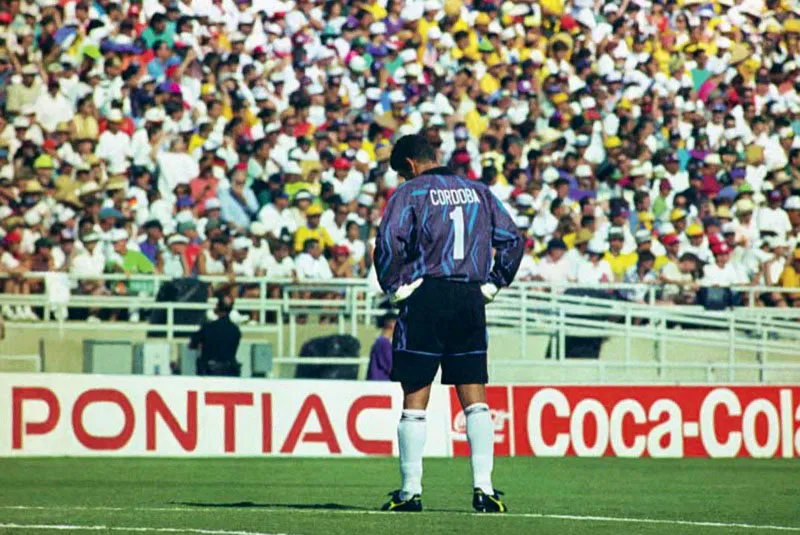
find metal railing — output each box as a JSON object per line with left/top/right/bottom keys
{"left": 0, "top": 274, "right": 799, "bottom": 382}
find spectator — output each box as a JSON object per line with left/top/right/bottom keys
{"left": 189, "top": 295, "right": 242, "bottom": 377}
{"left": 537, "top": 238, "right": 570, "bottom": 286}
{"left": 620, "top": 251, "right": 658, "bottom": 304}
{"left": 293, "top": 205, "right": 334, "bottom": 254}
{"left": 367, "top": 312, "right": 397, "bottom": 381}
{"left": 575, "top": 240, "right": 614, "bottom": 285}
{"left": 162, "top": 234, "right": 191, "bottom": 278}
{"left": 779, "top": 249, "right": 800, "bottom": 307}
{"left": 661, "top": 253, "right": 700, "bottom": 304}
{"left": 605, "top": 229, "right": 637, "bottom": 281}
{"left": 295, "top": 239, "right": 333, "bottom": 281}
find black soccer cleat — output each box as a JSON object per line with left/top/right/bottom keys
{"left": 473, "top": 488, "right": 507, "bottom": 513}
{"left": 381, "top": 490, "right": 423, "bottom": 512}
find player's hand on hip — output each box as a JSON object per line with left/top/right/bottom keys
{"left": 481, "top": 282, "right": 499, "bottom": 303}
{"left": 389, "top": 278, "right": 423, "bottom": 304}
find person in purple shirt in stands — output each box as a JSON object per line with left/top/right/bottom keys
{"left": 366, "top": 312, "right": 397, "bottom": 381}
{"left": 139, "top": 219, "right": 163, "bottom": 265}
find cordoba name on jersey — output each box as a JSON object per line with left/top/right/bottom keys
{"left": 429, "top": 188, "right": 481, "bottom": 206}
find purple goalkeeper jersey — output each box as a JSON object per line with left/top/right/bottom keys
{"left": 375, "top": 167, "right": 524, "bottom": 294}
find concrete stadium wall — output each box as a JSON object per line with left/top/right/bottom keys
{"left": 1, "top": 324, "right": 799, "bottom": 383}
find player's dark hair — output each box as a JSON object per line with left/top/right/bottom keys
{"left": 303, "top": 238, "right": 319, "bottom": 252}
{"left": 390, "top": 135, "right": 436, "bottom": 178}
{"left": 638, "top": 251, "right": 656, "bottom": 265}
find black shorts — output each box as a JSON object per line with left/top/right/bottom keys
{"left": 391, "top": 278, "right": 488, "bottom": 386}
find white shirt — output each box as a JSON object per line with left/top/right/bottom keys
{"left": 232, "top": 253, "right": 257, "bottom": 277}
{"left": 34, "top": 91, "right": 74, "bottom": 132}
{"left": 295, "top": 252, "right": 333, "bottom": 280}
{"left": 515, "top": 254, "right": 539, "bottom": 281}
{"left": 266, "top": 256, "right": 295, "bottom": 279}
{"left": 323, "top": 170, "right": 364, "bottom": 203}
{"left": 575, "top": 259, "right": 614, "bottom": 285}
{"left": 756, "top": 207, "right": 791, "bottom": 238}
{"left": 95, "top": 129, "right": 131, "bottom": 169}
{"left": 258, "top": 203, "right": 296, "bottom": 238}
{"left": 702, "top": 262, "right": 744, "bottom": 286}
{"left": 156, "top": 151, "right": 199, "bottom": 200}
{"left": 69, "top": 247, "right": 105, "bottom": 277}
{"left": 537, "top": 254, "right": 571, "bottom": 285}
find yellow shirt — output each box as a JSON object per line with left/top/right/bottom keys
{"left": 188, "top": 134, "right": 205, "bottom": 154}
{"left": 779, "top": 265, "right": 800, "bottom": 292}
{"left": 72, "top": 114, "right": 99, "bottom": 140}
{"left": 294, "top": 225, "right": 334, "bottom": 252}
{"left": 465, "top": 108, "right": 488, "bottom": 139}
{"left": 604, "top": 251, "right": 638, "bottom": 281}
{"left": 479, "top": 73, "right": 501, "bottom": 95}
{"left": 366, "top": 1, "right": 387, "bottom": 20}
{"left": 417, "top": 19, "right": 439, "bottom": 46}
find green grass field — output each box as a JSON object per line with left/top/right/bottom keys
{"left": 0, "top": 457, "right": 797, "bottom": 534}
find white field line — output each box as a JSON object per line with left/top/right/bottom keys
{"left": 0, "top": 505, "right": 798, "bottom": 533}
{"left": 0, "top": 525, "right": 290, "bottom": 535}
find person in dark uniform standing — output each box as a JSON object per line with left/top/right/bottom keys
{"left": 190, "top": 295, "right": 242, "bottom": 376}
{"left": 375, "top": 135, "right": 524, "bottom": 513}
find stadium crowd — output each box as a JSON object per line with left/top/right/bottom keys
{"left": 1, "top": 0, "right": 800, "bottom": 321}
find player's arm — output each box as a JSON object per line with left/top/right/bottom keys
{"left": 483, "top": 192, "right": 525, "bottom": 301}
{"left": 374, "top": 186, "right": 415, "bottom": 296}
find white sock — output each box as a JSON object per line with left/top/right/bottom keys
{"left": 465, "top": 402, "right": 494, "bottom": 495}
{"left": 398, "top": 409, "right": 426, "bottom": 499}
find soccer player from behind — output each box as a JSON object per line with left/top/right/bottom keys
{"left": 375, "top": 135, "right": 524, "bottom": 513}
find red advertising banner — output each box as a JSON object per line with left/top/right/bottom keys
{"left": 510, "top": 386, "right": 800, "bottom": 458}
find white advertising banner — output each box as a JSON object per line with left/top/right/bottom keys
{"left": 0, "top": 374, "right": 452, "bottom": 457}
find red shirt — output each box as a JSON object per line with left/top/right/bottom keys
{"left": 189, "top": 177, "right": 219, "bottom": 213}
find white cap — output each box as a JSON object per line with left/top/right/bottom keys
{"left": 369, "top": 22, "right": 386, "bottom": 35}
{"left": 249, "top": 222, "right": 268, "bottom": 236}
{"left": 721, "top": 222, "right": 737, "bottom": 234}
{"left": 424, "top": 0, "right": 440, "bottom": 11}
{"left": 542, "top": 167, "right": 560, "bottom": 183}
{"left": 252, "top": 86, "right": 269, "bottom": 100}
{"left": 205, "top": 198, "right": 221, "bottom": 211}
{"left": 284, "top": 161, "right": 302, "bottom": 175}
{"left": 516, "top": 193, "right": 533, "bottom": 207}
{"left": 575, "top": 164, "right": 592, "bottom": 178}
{"left": 349, "top": 56, "right": 368, "bottom": 73}
{"left": 419, "top": 102, "right": 437, "bottom": 114}
{"left": 232, "top": 236, "right": 251, "bottom": 249}
{"left": 784, "top": 196, "right": 800, "bottom": 210}
{"left": 145, "top": 107, "right": 165, "bottom": 123}
{"left": 365, "top": 87, "right": 382, "bottom": 100}
{"left": 428, "top": 26, "right": 442, "bottom": 40}
{"left": 587, "top": 238, "right": 607, "bottom": 255}
{"left": 109, "top": 228, "right": 129, "bottom": 242}
{"left": 107, "top": 109, "right": 124, "bottom": 122}
{"left": 357, "top": 193, "right": 374, "bottom": 207}
{"left": 389, "top": 90, "right": 405, "bottom": 103}
{"left": 399, "top": 49, "right": 417, "bottom": 63}
{"left": 167, "top": 234, "right": 190, "bottom": 245}
{"left": 82, "top": 233, "right": 101, "bottom": 243}
{"left": 635, "top": 229, "right": 652, "bottom": 243}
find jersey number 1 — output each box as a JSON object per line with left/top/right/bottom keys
{"left": 449, "top": 206, "right": 465, "bottom": 260}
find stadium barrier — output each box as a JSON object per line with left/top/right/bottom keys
{"left": 3, "top": 373, "right": 798, "bottom": 459}
{"left": 2, "top": 276, "right": 800, "bottom": 374}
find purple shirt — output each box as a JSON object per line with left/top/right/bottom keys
{"left": 367, "top": 336, "right": 393, "bottom": 381}
{"left": 375, "top": 167, "right": 524, "bottom": 294}
{"left": 139, "top": 240, "right": 159, "bottom": 265}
